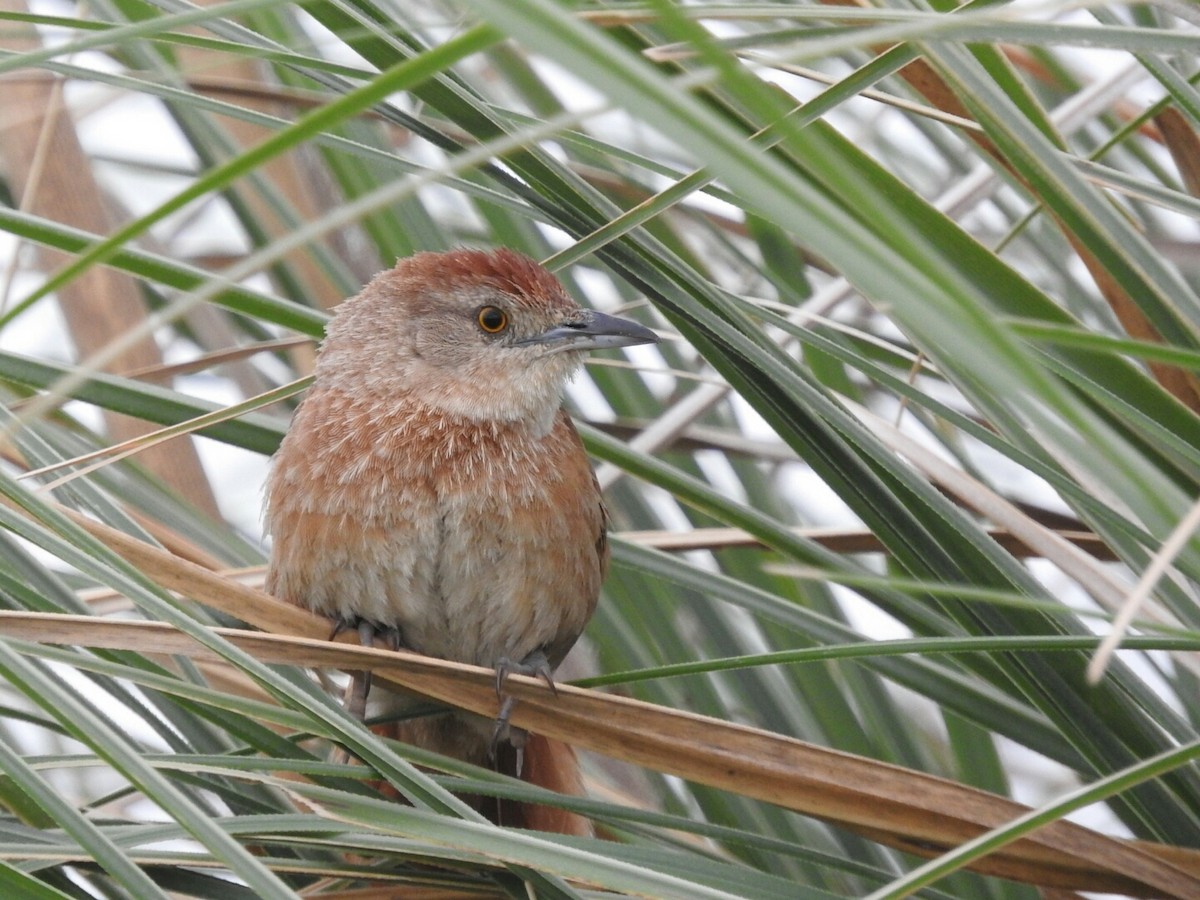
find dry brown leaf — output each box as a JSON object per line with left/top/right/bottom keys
{"left": 623, "top": 524, "right": 1117, "bottom": 560}
{"left": 1157, "top": 107, "right": 1200, "bottom": 197}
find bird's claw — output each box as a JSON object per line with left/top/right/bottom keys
{"left": 494, "top": 649, "right": 557, "bottom": 699}
{"left": 329, "top": 616, "right": 402, "bottom": 721}
{"left": 489, "top": 649, "right": 555, "bottom": 766}
{"left": 329, "top": 616, "right": 401, "bottom": 649}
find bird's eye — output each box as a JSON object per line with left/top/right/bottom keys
{"left": 476, "top": 306, "right": 509, "bottom": 334}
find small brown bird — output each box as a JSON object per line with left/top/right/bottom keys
{"left": 265, "top": 248, "right": 657, "bottom": 834}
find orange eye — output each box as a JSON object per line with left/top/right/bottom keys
{"left": 477, "top": 306, "right": 508, "bottom": 334}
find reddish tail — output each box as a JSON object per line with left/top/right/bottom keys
{"left": 500, "top": 733, "right": 592, "bottom": 836}
{"left": 370, "top": 717, "right": 592, "bottom": 836}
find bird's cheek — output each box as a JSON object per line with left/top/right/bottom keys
{"left": 409, "top": 326, "right": 441, "bottom": 363}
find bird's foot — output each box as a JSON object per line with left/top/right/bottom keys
{"left": 489, "top": 649, "right": 555, "bottom": 766}
{"left": 494, "top": 649, "right": 557, "bottom": 699}
{"left": 329, "top": 616, "right": 402, "bottom": 721}
{"left": 328, "top": 615, "right": 403, "bottom": 650}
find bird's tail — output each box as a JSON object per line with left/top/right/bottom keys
{"left": 496, "top": 733, "right": 592, "bottom": 836}
{"left": 370, "top": 715, "right": 593, "bottom": 836}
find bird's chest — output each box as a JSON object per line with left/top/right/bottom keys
{"left": 272, "top": 406, "right": 601, "bottom": 667}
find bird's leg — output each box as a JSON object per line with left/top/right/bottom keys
{"left": 492, "top": 695, "right": 526, "bottom": 777}
{"left": 330, "top": 616, "right": 402, "bottom": 721}
{"left": 490, "top": 648, "right": 555, "bottom": 768}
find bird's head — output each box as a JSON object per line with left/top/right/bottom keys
{"left": 315, "top": 248, "right": 658, "bottom": 431}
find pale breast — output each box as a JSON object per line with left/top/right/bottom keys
{"left": 425, "top": 415, "right": 605, "bottom": 667}
{"left": 265, "top": 388, "right": 606, "bottom": 669}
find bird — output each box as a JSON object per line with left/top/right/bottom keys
{"left": 264, "top": 248, "right": 658, "bottom": 834}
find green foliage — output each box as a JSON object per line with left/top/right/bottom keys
{"left": 0, "top": 0, "right": 1197, "bottom": 896}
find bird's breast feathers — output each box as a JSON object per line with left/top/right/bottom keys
{"left": 266, "top": 388, "right": 605, "bottom": 667}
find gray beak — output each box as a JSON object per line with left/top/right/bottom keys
{"left": 520, "top": 309, "right": 659, "bottom": 352}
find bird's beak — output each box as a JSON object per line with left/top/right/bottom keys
{"left": 520, "top": 310, "right": 659, "bottom": 352}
